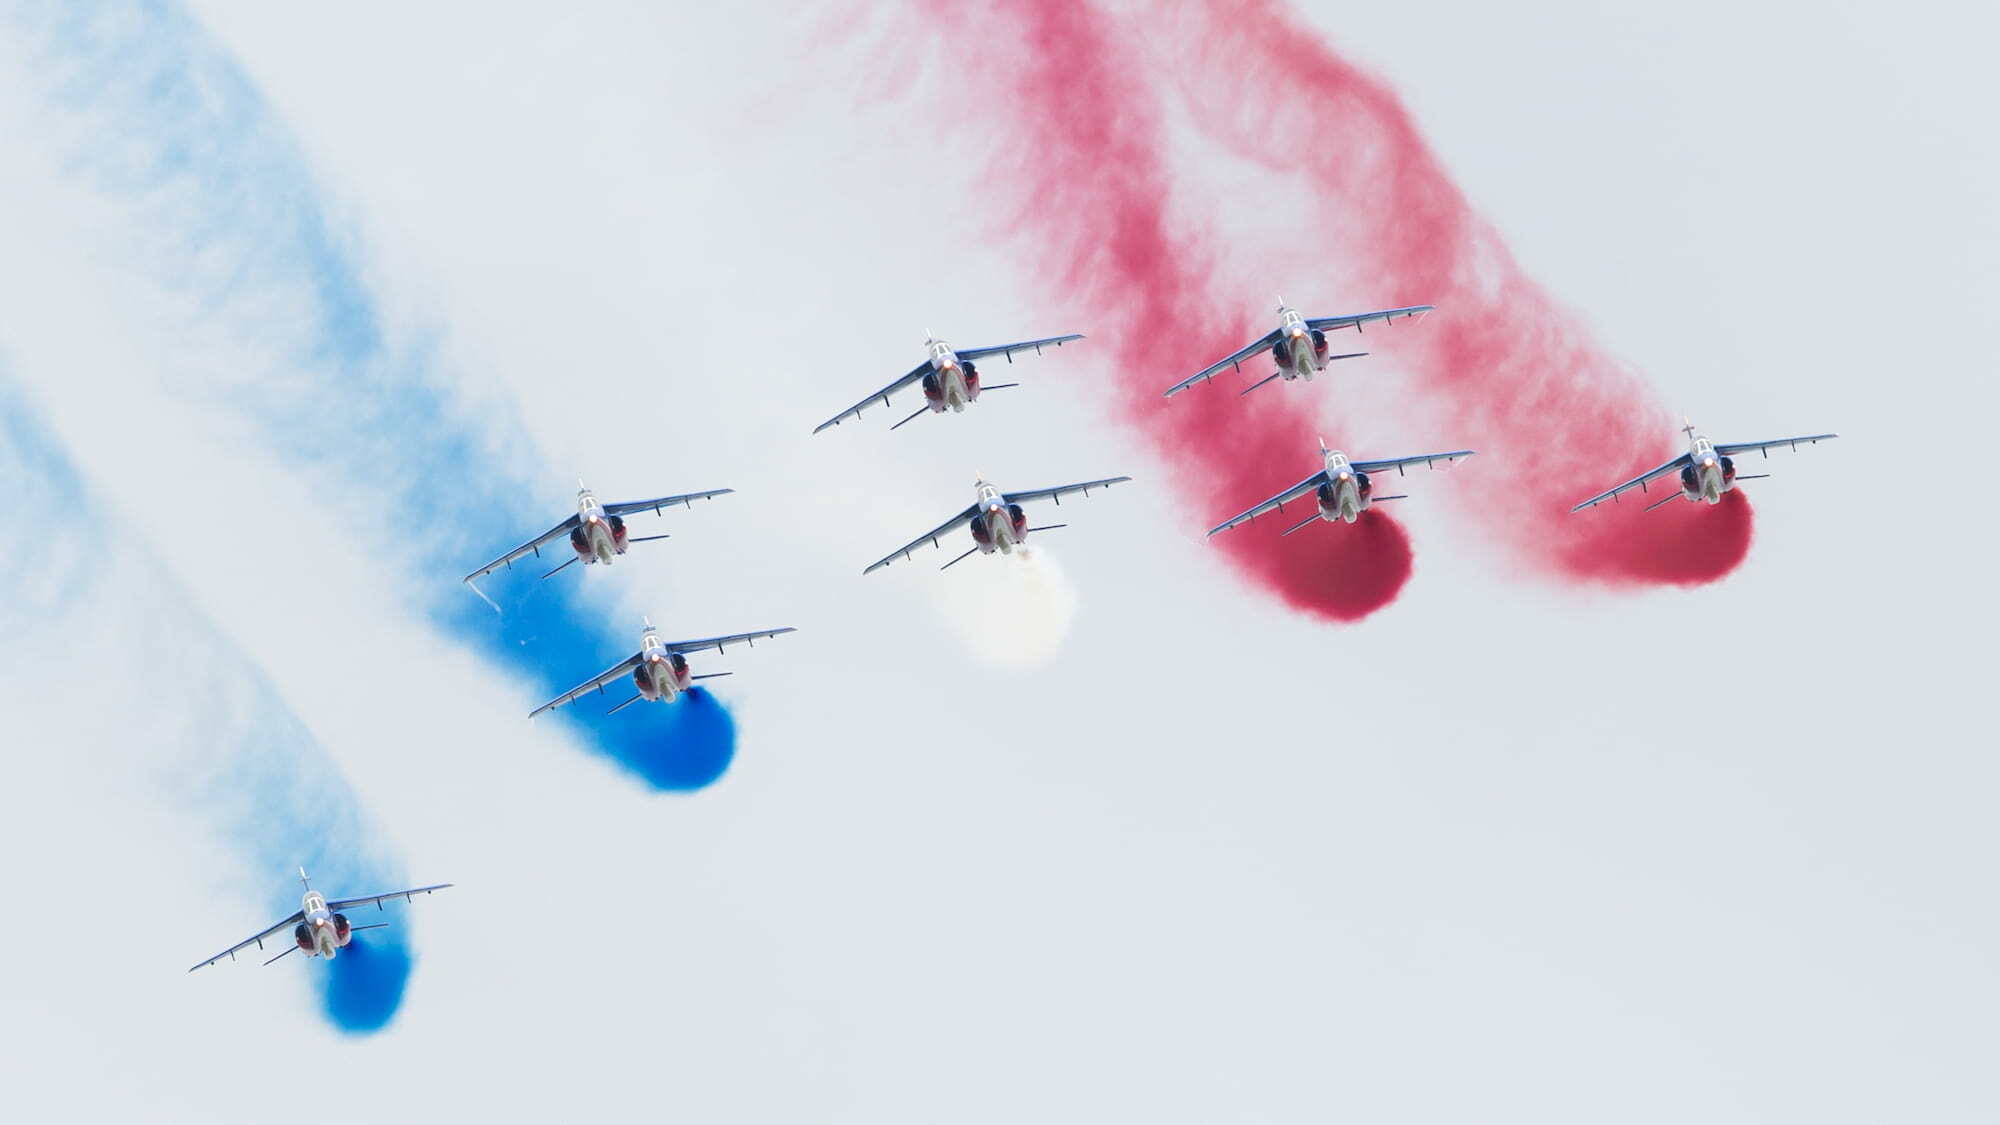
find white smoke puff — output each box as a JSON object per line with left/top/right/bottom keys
{"left": 938, "top": 545, "right": 1080, "bottom": 670}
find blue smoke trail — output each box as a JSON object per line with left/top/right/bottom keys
{"left": 0, "top": 376, "right": 418, "bottom": 1034}
{"left": 11, "top": 1, "right": 737, "bottom": 790}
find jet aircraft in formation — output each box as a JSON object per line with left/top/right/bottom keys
{"left": 1570, "top": 421, "right": 1837, "bottom": 512}
{"left": 531, "top": 618, "right": 798, "bottom": 717}
{"left": 188, "top": 869, "right": 450, "bottom": 972}
{"left": 864, "top": 475, "right": 1131, "bottom": 573}
{"left": 1163, "top": 301, "right": 1433, "bottom": 398}
{"left": 1209, "top": 439, "right": 1475, "bottom": 537}
{"left": 813, "top": 331, "right": 1084, "bottom": 433}
{"left": 187, "top": 291, "right": 1846, "bottom": 991}
{"left": 463, "top": 482, "right": 733, "bottom": 585}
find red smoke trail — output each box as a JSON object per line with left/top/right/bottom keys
{"left": 1144, "top": 0, "right": 1754, "bottom": 585}
{"left": 911, "top": 1, "right": 1414, "bottom": 621}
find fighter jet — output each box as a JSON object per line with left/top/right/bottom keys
{"left": 188, "top": 868, "right": 450, "bottom": 972}
{"left": 813, "top": 331, "right": 1084, "bottom": 433}
{"left": 463, "top": 482, "right": 733, "bottom": 590}
{"left": 864, "top": 474, "right": 1131, "bottom": 573}
{"left": 1163, "top": 300, "right": 1433, "bottom": 398}
{"left": 531, "top": 618, "right": 796, "bottom": 716}
{"left": 1209, "top": 439, "right": 1474, "bottom": 537}
{"left": 1570, "top": 420, "right": 1837, "bottom": 512}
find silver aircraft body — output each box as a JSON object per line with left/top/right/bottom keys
{"left": 1164, "top": 300, "right": 1434, "bottom": 398}
{"left": 189, "top": 869, "right": 451, "bottom": 972}
{"left": 814, "top": 331, "right": 1084, "bottom": 433}
{"left": 1570, "top": 421, "right": 1837, "bottom": 513}
{"left": 864, "top": 474, "right": 1131, "bottom": 573}
{"left": 531, "top": 618, "right": 797, "bottom": 716}
{"left": 1209, "top": 439, "right": 1474, "bottom": 536}
{"left": 463, "top": 482, "right": 733, "bottom": 588}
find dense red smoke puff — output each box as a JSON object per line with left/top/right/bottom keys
{"left": 914, "top": 0, "right": 1413, "bottom": 621}
{"left": 1144, "top": 0, "right": 1753, "bottom": 587}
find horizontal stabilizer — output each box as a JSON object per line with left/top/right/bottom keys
{"left": 1327, "top": 351, "right": 1368, "bottom": 362}
{"left": 980, "top": 382, "right": 1020, "bottom": 391}
{"left": 1026, "top": 524, "right": 1067, "bottom": 533}
{"left": 539, "top": 556, "right": 579, "bottom": 580}
{"left": 690, "top": 672, "right": 734, "bottom": 681}
{"left": 1734, "top": 473, "right": 1770, "bottom": 481}
{"left": 1280, "top": 512, "right": 1321, "bottom": 536}
{"left": 1644, "top": 492, "right": 1681, "bottom": 513}
{"left": 889, "top": 406, "right": 928, "bottom": 431}
{"left": 606, "top": 693, "right": 645, "bottom": 715}
{"left": 262, "top": 945, "right": 298, "bottom": 967}
{"left": 628, "top": 534, "right": 670, "bottom": 544}
{"left": 1238, "top": 372, "right": 1284, "bottom": 397}
{"left": 940, "top": 546, "right": 980, "bottom": 571}
{"left": 1370, "top": 494, "right": 1408, "bottom": 502}
{"left": 349, "top": 923, "right": 388, "bottom": 933}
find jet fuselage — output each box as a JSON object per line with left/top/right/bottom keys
{"left": 920, "top": 339, "right": 984, "bottom": 415}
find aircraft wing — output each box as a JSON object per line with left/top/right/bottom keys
{"left": 1351, "top": 449, "right": 1476, "bottom": 475}
{"left": 187, "top": 910, "right": 305, "bottom": 972}
{"left": 863, "top": 504, "right": 980, "bottom": 574}
{"left": 601, "top": 489, "right": 734, "bottom": 517}
{"left": 1163, "top": 330, "right": 1281, "bottom": 398}
{"left": 1003, "top": 476, "right": 1134, "bottom": 506}
{"left": 954, "top": 333, "right": 1085, "bottom": 362}
{"left": 1304, "top": 304, "right": 1435, "bottom": 332}
{"left": 1713, "top": 433, "right": 1839, "bottom": 457}
{"left": 1208, "top": 470, "right": 1329, "bottom": 536}
{"left": 812, "top": 362, "right": 932, "bottom": 434}
{"left": 530, "top": 651, "right": 644, "bottom": 717}
{"left": 662, "top": 626, "right": 798, "bottom": 657}
{"left": 462, "top": 515, "right": 581, "bottom": 583}
{"left": 326, "top": 883, "right": 454, "bottom": 914}
{"left": 1570, "top": 453, "right": 1693, "bottom": 512}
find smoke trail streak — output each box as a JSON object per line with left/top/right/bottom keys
{"left": 0, "top": 376, "right": 417, "bottom": 1034}
{"left": 8, "top": 3, "right": 736, "bottom": 786}
{"left": 1145, "top": 0, "right": 1753, "bottom": 585}
{"left": 905, "top": 0, "right": 1416, "bottom": 621}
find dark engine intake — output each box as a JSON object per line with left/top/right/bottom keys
{"left": 1271, "top": 338, "right": 1292, "bottom": 367}
{"left": 921, "top": 371, "right": 943, "bottom": 401}
{"left": 1679, "top": 465, "right": 1699, "bottom": 491}
{"left": 293, "top": 922, "right": 313, "bottom": 951}
{"left": 1719, "top": 455, "right": 1736, "bottom": 483}
{"left": 332, "top": 913, "right": 350, "bottom": 941}
{"left": 1310, "top": 328, "right": 1328, "bottom": 355}
{"left": 1007, "top": 503, "right": 1027, "bottom": 535}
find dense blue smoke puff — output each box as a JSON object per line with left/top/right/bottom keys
{"left": 441, "top": 577, "right": 737, "bottom": 791}
{"left": 19, "top": 2, "right": 742, "bottom": 791}
{"left": 318, "top": 933, "right": 414, "bottom": 1035}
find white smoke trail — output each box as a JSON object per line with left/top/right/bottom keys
{"left": 942, "top": 544, "right": 1080, "bottom": 670}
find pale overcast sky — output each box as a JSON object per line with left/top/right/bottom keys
{"left": 1, "top": 2, "right": 1993, "bottom": 1121}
